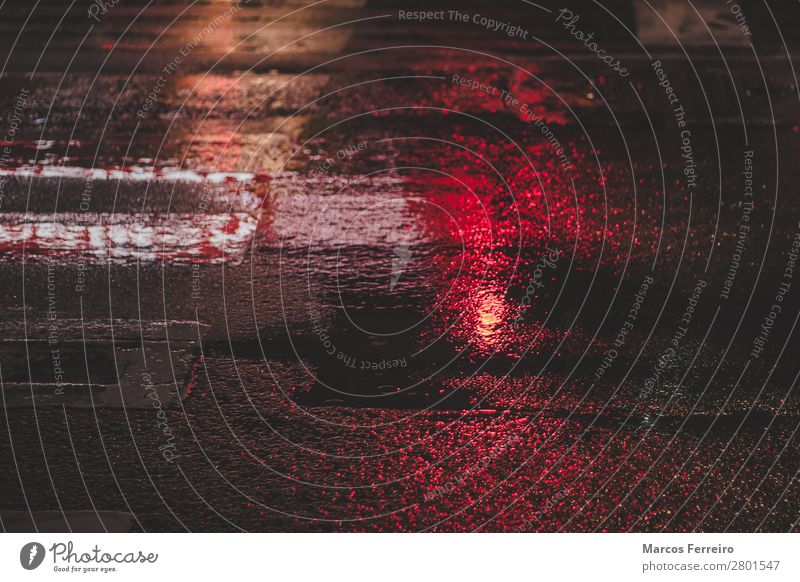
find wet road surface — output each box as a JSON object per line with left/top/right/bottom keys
{"left": 1, "top": 0, "right": 799, "bottom": 532}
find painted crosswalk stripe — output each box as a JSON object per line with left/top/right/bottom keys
{"left": 635, "top": 0, "right": 754, "bottom": 47}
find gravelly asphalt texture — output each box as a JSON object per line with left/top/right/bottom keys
{"left": 1, "top": 0, "right": 799, "bottom": 532}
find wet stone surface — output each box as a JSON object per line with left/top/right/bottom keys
{"left": 0, "top": 0, "right": 799, "bottom": 532}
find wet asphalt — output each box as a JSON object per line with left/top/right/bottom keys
{"left": 0, "top": 0, "right": 799, "bottom": 532}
